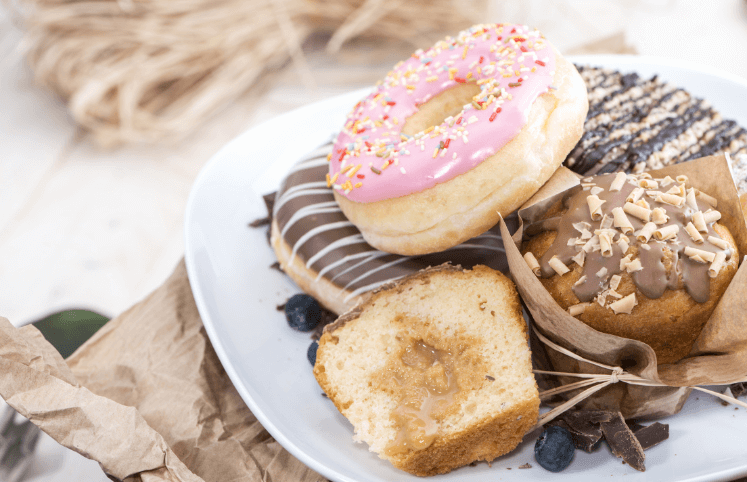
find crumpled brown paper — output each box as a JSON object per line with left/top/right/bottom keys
{"left": 0, "top": 261, "right": 326, "bottom": 482}
{"left": 500, "top": 154, "right": 747, "bottom": 419}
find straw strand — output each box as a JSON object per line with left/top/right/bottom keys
{"left": 12, "top": 0, "right": 486, "bottom": 146}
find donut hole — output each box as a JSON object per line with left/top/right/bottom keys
{"left": 401, "top": 83, "right": 481, "bottom": 137}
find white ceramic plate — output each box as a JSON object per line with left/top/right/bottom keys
{"left": 184, "top": 55, "right": 747, "bottom": 482}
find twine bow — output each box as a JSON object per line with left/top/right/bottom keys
{"left": 532, "top": 327, "right": 747, "bottom": 428}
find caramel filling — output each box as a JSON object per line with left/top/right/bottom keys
{"left": 373, "top": 324, "right": 484, "bottom": 456}
{"left": 383, "top": 339, "right": 458, "bottom": 456}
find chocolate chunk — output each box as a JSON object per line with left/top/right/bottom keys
{"left": 730, "top": 382, "right": 747, "bottom": 399}
{"left": 248, "top": 216, "right": 270, "bottom": 228}
{"left": 262, "top": 192, "right": 276, "bottom": 215}
{"left": 600, "top": 412, "right": 646, "bottom": 472}
{"left": 625, "top": 420, "right": 646, "bottom": 433}
{"left": 553, "top": 410, "right": 615, "bottom": 453}
{"left": 633, "top": 422, "right": 669, "bottom": 450}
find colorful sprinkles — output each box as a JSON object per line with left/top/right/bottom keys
{"left": 329, "top": 23, "right": 555, "bottom": 202}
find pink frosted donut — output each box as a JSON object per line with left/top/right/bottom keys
{"left": 328, "top": 23, "right": 588, "bottom": 256}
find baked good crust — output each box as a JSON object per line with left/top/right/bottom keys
{"left": 523, "top": 222, "right": 740, "bottom": 364}
{"left": 334, "top": 50, "right": 588, "bottom": 256}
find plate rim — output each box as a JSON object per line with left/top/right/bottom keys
{"left": 184, "top": 54, "right": 747, "bottom": 482}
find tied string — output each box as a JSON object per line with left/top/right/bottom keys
{"left": 531, "top": 327, "right": 747, "bottom": 428}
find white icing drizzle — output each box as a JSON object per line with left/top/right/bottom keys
{"left": 288, "top": 220, "right": 355, "bottom": 265}
{"left": 305, "top": 233, "right": 368, "bottom": 269}
{"left": 273, "top": 181, "right": 329, "bottom": 212}
{"left": 280, "top": 201, "right": 340, "bottom": 239}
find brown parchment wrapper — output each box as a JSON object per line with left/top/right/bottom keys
{"left": 500, "top": 154, "right": 747, "bottom": 419}
{"left": 0, "top": 261, "right": 326, "bottom": 482}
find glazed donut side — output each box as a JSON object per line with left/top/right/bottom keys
{"left": 334, "top": 51, "right": 588, "bottom": 256}
{"left": 271, "top": 220, "right": 354, "bottom": 314}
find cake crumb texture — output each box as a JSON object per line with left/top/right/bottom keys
{"left": 314, "top": 265, "right": 539, "bottom": 476}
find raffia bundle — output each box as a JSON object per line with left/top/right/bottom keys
{"left": 11, "top": 0, "right": 486, "bottom": 146}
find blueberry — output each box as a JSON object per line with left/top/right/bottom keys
{"left": 307, "top": 341, "right": 319, "bottom": 366}
{"left": 534, "top": 425, "right": 575, "bottom": 472}
{"left": 284, "top": 294, "right": 321, "bottom": 331}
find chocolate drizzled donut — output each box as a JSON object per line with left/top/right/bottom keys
{"left": 566, "top": 66, "right": 747, "bottom": 193}
{"left": 272, "top": 142, "right": 515, "bottom": 313}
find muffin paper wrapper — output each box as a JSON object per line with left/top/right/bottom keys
{"left": 500, "top": 154, "right": 747, "bottom": 419}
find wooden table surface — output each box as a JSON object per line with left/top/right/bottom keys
{"left": 2, "top": 0, "right": 747, "bottom": 480}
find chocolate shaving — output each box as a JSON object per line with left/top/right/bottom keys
{"left": 248, "top": 216, "right": 270, "bottom": 228}
{"left": 518, "top": 463, "right": 532, "bottom": 469}
{"left": 633, "top": 422, "right": 669, "bottom": 450}
{"left": 552, "top": 410, "right": 614, "bottom": 453}
{"left": 311, "top": 305, "right": 338, "bottom": 341}
{"left": 249, "top": 192, "right": 277, "bottom": 244}
{"left": 730, "top": 382, "right": 747, "bottom": 399}
{"left": 600, "top": 412, "right": 646, "bottom": 472}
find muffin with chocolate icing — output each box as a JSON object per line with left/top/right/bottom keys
{"left": 523, "top": 171, "right": 739, "bottom": 364}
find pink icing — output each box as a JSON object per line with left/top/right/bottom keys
{"left": 328, "top": 23, "right": 557, "bottom": 203}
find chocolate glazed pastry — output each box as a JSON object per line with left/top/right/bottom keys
{"left": 566, "top": 67, "right": 747, "bottom": 193}
{"left": 523, "top": 172, "right": 739, "bottom": 364}
{"left": 270, "top": 142, "right": 516, "bottom": 315}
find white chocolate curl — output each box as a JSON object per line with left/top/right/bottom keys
{"left": 703, "top": 210, "right": 722, "bottom": 224}
{"left": 651, "top": 207, "right": 669, "bottom": 225}
{"left": 617, "top": 238, "right": 630, "bottom": 254}
{"left": 676, "top": 175, "right": 688, "bottom": 184}
{"left": 696, "top": 189, "right": 718, "bottom": 208}
{"left": 656, "top": 192, "right": 685, "bottom": 207}
{"left": 610, "top": 274, "right": 622, "bottom": 291}
{"left": 610, "top": 293, "right": 637, "bottom": 314}
{"left": 571, "top": 250, "right": 586, "bottom": 268}
{"left": 636, "top": 222, "right": 657, "bottom": 243}
{"left": 548, "top": 256, "right": 570, "bottom": 276}
{"left": 709, "top": 252, "right": 727, "bottom": 278}
{"left": 609, "top": 172, "right": 627, "bottom": 192}
{"left": 684, "top": 246, "right": 716, "bottom": 263}
{"left": 586, "top": 195, "right": 605, "bottom": 221}
{"left": 627, "top": 187, "right": 644, "bottom": 204}
{"left": 708, "top": 235, "right": 728, "bottom": 250}
{"left": 599, "top": 232, "right": 613, "bottom": 257}
{"left": 524, "top": 252, "right": 541, "bottom": 276}
{"left": 654, "top": 224, "right": 679, "bottom": 241}
{"left": 590, "top": 186, "right": 604, "bottom": 196}
{"left": 686, "top": 188, "right": 699, "bottom": 210}
{"left": 624, "top": 202, "right": 651, "bottom": 222}
{"left": 685, "top": 222, "right": 704, "bottom": 244}
{"left": 625, "top": 258, "right": 643, "bottom": 273}
{"left": 611, "top": 207, "right": 634, "bottom": 235}
{"left": 568, "top": 303, "right": 590, "bottom": 317}
{"left": 639, "top": 179, "right": 658, "bottom": 189}
{"left": 693, "top": 211, "right": 707, "bottom": 232}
